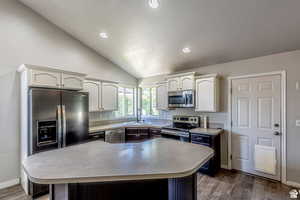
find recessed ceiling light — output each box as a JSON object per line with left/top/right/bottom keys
{"left": 149, "top": 0, "right": 159, "bottom": 8}
{"left": 182, "top": 47, "right": 191, "bottom": 54}
{"left": 99, "top": 32, "right": 108, "bottom": 39}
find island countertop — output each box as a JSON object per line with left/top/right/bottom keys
{"left": 23, "top": 138, "right": 214, "bottom": 184}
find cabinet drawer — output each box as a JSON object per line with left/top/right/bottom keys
{"left": 191, "top": 134, "right": 211, "bottom": 145}
{"left": 191, "top": 141, "right": 210, "bottom": 147}
{"left": 138, "top": 128, "right": 149, "bottom": 135}
{"left": 149, "top": 128, "right": 161, "bottom": 136}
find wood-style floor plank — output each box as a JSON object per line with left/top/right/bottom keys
{"left": 0, "top": 170, "right": 293, "bottom": 200}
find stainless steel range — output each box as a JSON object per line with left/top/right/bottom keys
{"left": 161, "top": 116, "right": 200, "bottom": 142}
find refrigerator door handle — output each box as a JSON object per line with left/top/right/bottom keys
{"left": 57, "top": 105, "right": 62, "bottom": 148}
{"left": 62, "top": 105, "right": 67, "bottom": 147}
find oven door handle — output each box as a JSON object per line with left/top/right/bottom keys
{"left": 161, "top": 129, "right": 189, "bottom": 138}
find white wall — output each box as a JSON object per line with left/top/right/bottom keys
{"left": 140, "top": 50, "right": 300, "bottom": 184}
{"left": 0, "top": 0, "right": 137, "bottom": 184}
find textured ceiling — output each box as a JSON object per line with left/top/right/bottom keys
{"left": 20, "top": 0, "right": 300, "bottom": 78}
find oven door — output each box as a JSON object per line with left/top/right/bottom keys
{"left": 161, "top": 129, "right": 190, "bottom": 142}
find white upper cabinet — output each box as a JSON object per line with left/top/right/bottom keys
{"left": 83, "top": 80, "right": 119, "bottom": 112}
{"left": 20, "top": 64, "right": 86, "bottom": 90}
{"left": 156, "top": 82, "right": 168, "bottom": 110}
{"left": 62, "top": 73, "right": 84, "bottom": 90}
{"left": 102, "top": 83, "right": 118, "bottom": 111}
{"left": 180, "top": 75, "right": 194, "bottom": 90}
{"left": 195, "top": 75, "right": 219, "bottom": 112}
{"left": 167, "top": 78, "right": 180, "bottom": 92}
{"left": 83, "top": 80, "right": 101, "bottom": 112}
{"left": 167, "top": 72, "right": 195, "bottom": 92}
{"left": 30, "top": 69, "right": 61, "bottom": 88}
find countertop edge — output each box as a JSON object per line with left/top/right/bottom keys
{"left": 189, "top": 128, "right": 223, "bottom": 136}
{"left": 89, "top": 123, "right": 171, "bottom": 133}
{"left": 24, "top": 152, "right": 214, "bottom": 185}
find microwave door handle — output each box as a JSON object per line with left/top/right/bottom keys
{"left": 57, "top": 105, "right": 62, "bottom": 148}
{"left": 184, "top": 94, "right": 189, "bottom": 106}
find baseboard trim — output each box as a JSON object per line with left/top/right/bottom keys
{"left": 0, "top": 178, "right": 20, "bottom": 190}
{"left": 287, "top": 181, "right": 300, "bottom": 188}
{"left": 221, "top": 164, "right": 230, "bottom": 170}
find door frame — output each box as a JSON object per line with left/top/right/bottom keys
{"left": 227, "top": 70, "right": 287, "bottom": 184}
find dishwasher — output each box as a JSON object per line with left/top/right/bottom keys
{"left": 105, "top": 128, "right": 125, "bottom": 143}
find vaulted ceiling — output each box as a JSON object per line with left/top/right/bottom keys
{"left": 20, "top": 0, "right": 300, "bottom": 78}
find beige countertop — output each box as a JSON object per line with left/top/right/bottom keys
{"left": 23, "top": 138, "right": 214, "bottom": 184}
{"left": 89, "top": 121, "right": 172, "bottom": 133}
{"left": 189, "top": 128, "right": 223, "bottom": 136}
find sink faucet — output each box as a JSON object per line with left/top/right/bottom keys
{"left": 137, "top": 108, "right": 144, "bottom": 122}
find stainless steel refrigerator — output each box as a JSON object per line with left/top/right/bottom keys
{"left": 28, "top": 88, "right": 89, "bottom": 197}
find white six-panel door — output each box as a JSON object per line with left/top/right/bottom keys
{"left": 231, "top": 75, "right": 281, "bottom": 180}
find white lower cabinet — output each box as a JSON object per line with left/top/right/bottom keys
{"left": 195, "top": 76, "right": 219, "bottom": 112}
{"left": 83, "top": 80, "right": 101, "bottom": 112}
{"left": 156, "top": 82, "right": 168, "bottom": 110}
{"left": 101, "top": 83, "right": 118, "bottom": 111}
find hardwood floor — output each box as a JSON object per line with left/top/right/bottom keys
{"left": 197, "top": 170, "right": 292, "bottom": 200}
{"left": 0, "top": 170, "right": 292, "bottom": 200}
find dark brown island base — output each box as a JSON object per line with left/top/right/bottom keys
{"left": 23, "top": 139, "right": 214, "bottom": 200}
{"left": 50, "top": 174, "right": 197, "bottom": 200}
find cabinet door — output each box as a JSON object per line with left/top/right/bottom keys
{"left": 102, "top": 83, "right": 118, "bottom": 111}
{"left": 29, "top": 69, "right": 61, "bottom": 88}
{"left": 62, "top": 73, "right": 84, "bottom": 90}
{"left": 167, "top": 78, "right": 179, "bottom": 92}
{"left": 156, "top": 83, "right": 168, "bottom": 110}
{"left": 83, "top": 80, "right": 101, "bottom": 112}
{"left": 195, "top": 77, "right": 218, "bottom": 112}
{"left": 180, "top": 75, "right": 194, "bottom": 90}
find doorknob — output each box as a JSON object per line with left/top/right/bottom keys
{"left": 274, "top": 131, "right": 281, "bottom": 136}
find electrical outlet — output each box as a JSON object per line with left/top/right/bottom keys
{"left": 296, "top": 81, "right": 300, "bottom": 91}
{"left": 296, "top": 120, "right": 300, "bottom": 127}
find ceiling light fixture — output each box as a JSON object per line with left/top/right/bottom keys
{"left": 182, "top": 47, "right": 191, "bottom": 54}
{"left": 99, "top": 32, "right": 109, "bottom": 39}
{"left": 149, "top": 0, "right": 160, "bottom": 8}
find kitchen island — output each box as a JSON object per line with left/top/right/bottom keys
{"left": 23, "top": 138, "right": 214, "bottom": 200}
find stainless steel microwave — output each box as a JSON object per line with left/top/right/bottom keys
{"left": 168, "top": 90, "right": 194, "bottom": 108}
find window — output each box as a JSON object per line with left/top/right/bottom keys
{"left": 116, "top": 87, "right": 135, "bottom": 117}
{"left": 141, "top": 87, "right": 159, "bottom": 116}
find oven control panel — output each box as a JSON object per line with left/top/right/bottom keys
{"left": 173, "top": 116, "right": 199, "bottom": 124}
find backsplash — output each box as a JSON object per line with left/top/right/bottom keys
{"left": 157, "top": 108, "right": 228, "bottom": 127}
{"left": 89, "top": 111, "right": 137, "bottom": 125}
{"left": 89, "top": 111, "right": 118, "bottom": 122}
